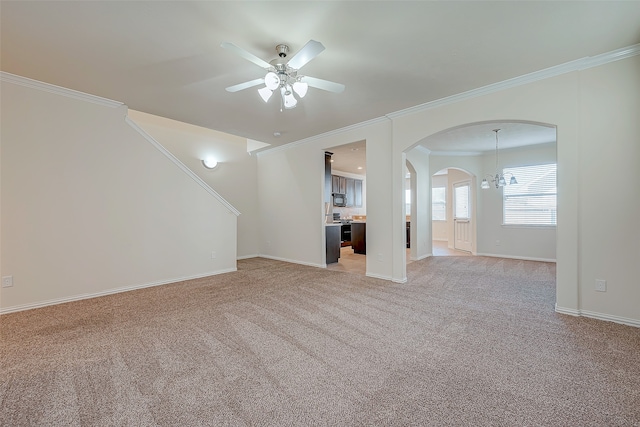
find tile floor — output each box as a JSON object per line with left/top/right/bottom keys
{"left": 326, "top": 240, "right": 471, "bottom": 275}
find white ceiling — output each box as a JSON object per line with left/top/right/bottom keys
{"left": 327, "top": 140, "right": 367, "bottom": 176}
{"left": 2, "top": 1, "right": 639, "bottom": 151}
{"left": 420, "top": 122, "right": 557, "bottom": 156}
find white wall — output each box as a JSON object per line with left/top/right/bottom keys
{"left": 406, "top": 148, "right": 431, "bottom": 260}
{"left": 577, "top": 57, "right": 640, "bottom": 322}
{"left": 257, "top": 119, "right": 394, "bottom": 278}
{"left": 424, "top": 144, "right": 557, "bottom": 261}
{"left": 477, "top": 142, "right": 557, "bottom": 261}
{"left": 0, "top": 76, "right": 238, "bottom": 312}
{"left": 127, "top": 110, "right": 259, "bottom": 259}
{"left": 391, "top": 55, "right": 639, "bottom": 324}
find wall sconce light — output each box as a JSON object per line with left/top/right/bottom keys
{"left": 202, "top": 157, "right": 218, "bottom": 169}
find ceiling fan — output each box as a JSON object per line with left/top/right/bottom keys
{"left": 221, "top": 40, "right": 345, "bottom": 110}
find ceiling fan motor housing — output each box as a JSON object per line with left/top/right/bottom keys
{"left": 276, "top": 44, "right": 289, "bottom": 58}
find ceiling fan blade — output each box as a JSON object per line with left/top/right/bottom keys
{"left": 301, "top": 76, "right": 345, "bottom": 94}
{"left": 286, "top": 40, "right": 325, "bottom": 70}
{"left": 225, "top": 78, "right": 265, "bottom": 92}
{"left": 220, "top": 42, "right": 272, "bottom": 69}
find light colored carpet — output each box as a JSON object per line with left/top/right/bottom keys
{"left": 1, "top": 256, "right": 639, "bottom": 426}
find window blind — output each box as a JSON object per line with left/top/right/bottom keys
{"left": 432, "top": 187, "right": 446, "bottom": 220}
{"left": 503, "top": 163, "right": 557, "bottom": 225}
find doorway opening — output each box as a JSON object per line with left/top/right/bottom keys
{"left": 432, "top": 168, "right": 475, "bottom": 257}
{"left": 323, "top": 140, "right": 367, "bottom": 275}
{"left": 405, "top": 120, "right": 557, "bottom": 266}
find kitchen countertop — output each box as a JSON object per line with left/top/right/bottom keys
{"left": 325, "top": 222, "right": 342, "bottom": 226}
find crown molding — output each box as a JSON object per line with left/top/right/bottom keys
{"left": 579, "top": 43, "right": 640, "bottom": 70}
{"left": 125, "top": 116, "right": 241, "bottom": 217}
{"left": 258, "top": 44, "right": 639, "bottom": 155}
{"left": 0, "top": 71, "right": 124, "bottom": 108}
{"left": 386, "top": 43, "right": 640, "bottom": 120}
{"left": 257, "top": 116, "right": 390, "bottom": 157}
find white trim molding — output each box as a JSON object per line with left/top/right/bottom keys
{"left": 0, "top": 268, "right": 237, "bottom": 315}
{"left": 555, "top": 305, "right": 640, "bottom": 328}
{"left": 237, "top": 254, "right": 259, "bottom": 260}
{"left": 0, "top": 72, "right": 125, "bottom": 108}
{"left": 126, "top": 117, "right": 241, "bottom": 217}
{"left": 365, "top": 272, "right": 395, "bottom": 282}
{"left": 411, "top": 253, "right": 432, "bottom": 261}
{"left": 259, "top": 43, "right": 640, "bottom": 154}
{"left": 476, "top": 253, "right": 556, "bottom": 263}
{"left": 386, "top": 43, "right": 640, "bottom": 120}
{"left": 258, "top": 254, "right": 325, "bottom": 269}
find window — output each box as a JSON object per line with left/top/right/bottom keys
{"left": 432, "top": 187, "right": 446, "bottom": 220}
{"left": 503, "top": 163, "right": 557, "bottom": 226}
{"left": 454, "top": 183, "right": 470, "bottom": 219}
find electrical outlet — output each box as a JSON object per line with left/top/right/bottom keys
{"left": 377, "top": 253, "right": 383, "bottom": 262}
{"left": 595, "top": 279, "right": 607, "bottom": 292}
{"left": 495, "top": 240, "right": 501, "bottom": 246}
{"left": 211, "top": 251, "right": 217, "bottom": 259}
{"left": 2, "top": 276, "right": 13, "bottom": 288}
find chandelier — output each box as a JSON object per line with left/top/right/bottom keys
{"left": 481, "top": 129, "right": 517, "bottom": 189}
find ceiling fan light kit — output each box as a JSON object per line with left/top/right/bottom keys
{"left": 481, "top": 129, "right": 518, "bottom": 190}
{"left": 222, "top": 40, "right": 345, "bottom": 111}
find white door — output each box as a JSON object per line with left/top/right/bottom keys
{"left": 453, "top": 182, "right": 472, "bottom": 252}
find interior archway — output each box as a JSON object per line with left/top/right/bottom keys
{"left": 404, "top": 120, "right": 557, "bottom": 265}
{"left": 431, "top": 167, "right": 475, "bottom": 256}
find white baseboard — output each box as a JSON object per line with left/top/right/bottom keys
{"left": 365, "top": 272, "right": 394, "bottom": 282}
{"left": 237, "top": 254, "right": 259, "bottom": 260}
{"left": 411, "top": 253, "right": 432, "bottom": 261}
{"left": 476, "top": 253, "right": 556, "bottom": 263}
{"left": 0, "top": 268, "right": 237, "bottom": 315}
{"left": 555, "top": 304, "right": 640, "bottom": 328}
{"left": 258, "top": 254, "right": 325, "bottom": 269}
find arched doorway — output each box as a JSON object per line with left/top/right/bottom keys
{"left": 432, "top": 167, "right": 475, "bottom": 256}
{"left": 404, "top": 120, "right": 557, "bottom": 264}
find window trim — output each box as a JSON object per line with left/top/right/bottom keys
{"left": 502, "top": 163, "right": 557, "bottom": 227}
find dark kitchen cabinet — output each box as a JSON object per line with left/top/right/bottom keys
{"left": 332, "top": 175, "right": 346, "bottom": 194}
{"left": 332, "top": 174, "right": 363, "bottom": 208}
{"left": 354, "top": 180, "right": 363, "bottom": 207}
{"left": 345, "top": 178, "right": 355, "bottom": 207}
{"left": 326, "top": 225, "right": 341, "bottom": 264}
{"left": 352, "top": 222, "right": 366, "bottom": 255}
{"left": 341, "top": 223, "right": 351, "bottom": 246}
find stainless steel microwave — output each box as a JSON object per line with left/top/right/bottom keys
{"left": 333, "top": 193, "right": 346, "bottom": 207}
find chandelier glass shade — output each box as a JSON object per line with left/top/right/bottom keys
{"left": 481, "top": 129, "right": 517, "bottom": 189}
{"left": 258, "top": 70, "right": 309, "bottom": 110}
